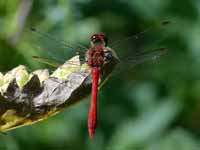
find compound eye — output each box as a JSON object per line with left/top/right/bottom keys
{"left": 104, "top": 51, "right": 113, "bottom": 61}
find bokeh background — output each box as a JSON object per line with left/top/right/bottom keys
{"left": 0, "top": 0, "right": 200, "bottom": 150}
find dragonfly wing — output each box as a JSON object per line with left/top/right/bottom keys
{"left": 110, "top": 21, "right": 170, "bottom": 47}
{"left": 33, "top": 56, "right": 63, "bottom": 67}
{"left": 110, "top": 20, "right": 171, "bottom": 58}
{"left": 27, "top": 27, "right": 88, "bottom": 62}
{"left": 123, "top": 48, "right": 167, "bottom": 65}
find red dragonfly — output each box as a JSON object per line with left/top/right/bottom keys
{"left": 30, "top": 20, "right": 169, "bottom": 139}
{"left": 87, "top": 33, "right": 112, "bottom": 139}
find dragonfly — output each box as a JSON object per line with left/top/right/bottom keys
{"left": 30, "top": 20, "right": 169, "bottom": 139}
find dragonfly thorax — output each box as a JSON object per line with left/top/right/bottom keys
{"left": 87, "top": 43, "right": 105, "bottom": 68}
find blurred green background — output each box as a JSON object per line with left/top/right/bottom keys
{"left": 0, "top": 0, "right": 200, "bottom": 150}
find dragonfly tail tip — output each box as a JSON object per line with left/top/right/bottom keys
{"left": 89, "top": 129, "right": 94, "bottom": 139}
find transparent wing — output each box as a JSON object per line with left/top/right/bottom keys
{"left": 33, "top": 56, "right": 63, "bottom": 67}
{"left": 33, "top": 55, "right": 84, "bottom": 68}
{"left": 112, "top": 47, "right": 167, "bottom": 76}
{"left": 27, "top": 27, "right": 88, "bottom": 62}
{"left": 110, "top": 20, "right": 170, "bottom": 58}
{"left": 121, "top": 47, "right": 167, "bottom": 67}
{"left": 110, "top": 21, "right": 170, "bottom": 47}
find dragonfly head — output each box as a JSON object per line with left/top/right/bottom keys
{"left": 90, "top": 33, "right": 108, "bottom": 47}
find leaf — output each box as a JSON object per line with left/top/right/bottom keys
{"left": 0, "top": 53, "right": 119, "bottom": 132}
